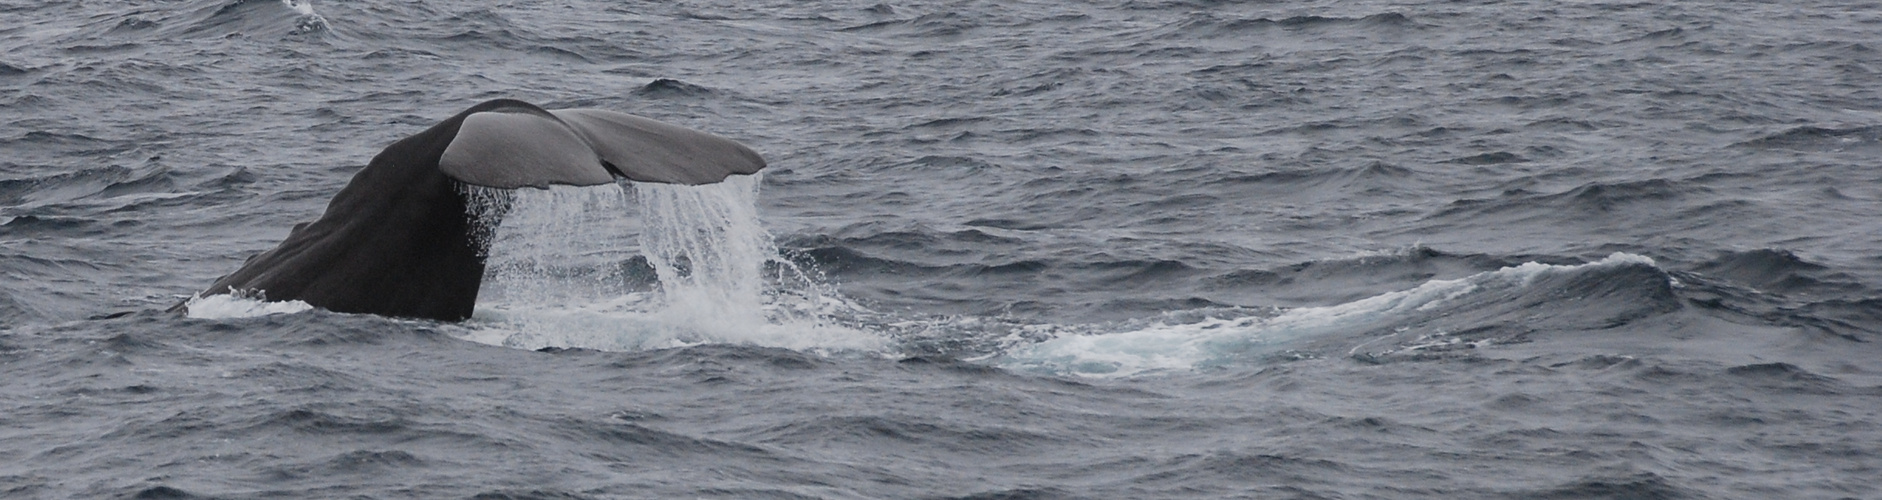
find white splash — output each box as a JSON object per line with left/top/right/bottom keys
{"left": 1001, "top": 253, "right": 1658, "bottom": 377}
{"left": 638, "top": 176, "right": 781, "bottom": 337}
{"left": 182, "top": 292, "right": 313, "bottom": 319}
{"left": 280, "top": 0, "right": 329, "bottom": 34}
{"left": 465, "top": 177, "right": 882, "bottom": 353}
{"left": 280, "top": 0, "right": 316, "bottom": 16}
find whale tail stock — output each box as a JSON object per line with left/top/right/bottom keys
{"left": 176, "top": 99, "right": 766, "bottom": 321}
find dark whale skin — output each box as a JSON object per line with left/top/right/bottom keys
{"left": 196, "top": 100, "right": 521, "bottom": 321}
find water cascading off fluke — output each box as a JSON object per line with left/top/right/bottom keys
{"left": 465, "top": 175, "right": 877, "bottom": 352}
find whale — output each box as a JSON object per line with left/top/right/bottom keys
{"left": 178, "top": 98, "right": 764, "bottom": 321}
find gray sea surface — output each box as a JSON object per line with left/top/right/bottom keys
{"left": 3, "top": 0, "right": 1881, "bottom": 498}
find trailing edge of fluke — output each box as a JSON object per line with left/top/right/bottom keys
{"left": 176, "top": 98, "right": 766, "bottom": 321}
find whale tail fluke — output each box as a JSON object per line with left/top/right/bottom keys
{"left": 182, "top": 99, "right": 766, "bottom": 321}
{"left": 440, "top": 100, "right": 765, "bottom": 189}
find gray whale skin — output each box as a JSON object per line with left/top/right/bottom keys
{"left": 179, "top": 99, "right": 765, "bottom": 321}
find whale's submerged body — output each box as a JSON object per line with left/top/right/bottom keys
{"left": 186, "top": 99, "right": 765, "bottom": 321}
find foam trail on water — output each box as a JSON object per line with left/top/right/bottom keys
{"left": 466, "top": 177, "right": 881, "bottom": 352}
{"left": 1000, "top": 253, "right": 1659, "bottom": 377}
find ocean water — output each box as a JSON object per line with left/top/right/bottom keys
{"left": 4, "top": 0, "right": 1881, "bottom": 498}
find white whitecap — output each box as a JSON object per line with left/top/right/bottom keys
{"left": 1001, "top": 253, "right": 1659, "bottom": 377}
{"left": 183, "top": 293, "right": 313, "bottom": 319}
{"left": 279, "top": 0, "right": 316, "bottom": 16}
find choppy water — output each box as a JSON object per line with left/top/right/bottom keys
{"left": 5, "top": 0, "right": 1882, "bottom": 498}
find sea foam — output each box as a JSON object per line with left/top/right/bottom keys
{"left": 1001, "top": 253, "right": 1660, "bottom": 377}
{"left": 183, "top": 292, "right": 314, "bottom": 319}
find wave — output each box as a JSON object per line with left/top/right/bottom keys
{"left": 0, "top": 215, "right": 96, "bottom": 237}
{"left": 1207, "top": 161, "right": 1425, "bottom": 199}
{"left": 782, "top": 241, "right": 1225, "bottom": 321}
{"left": 0, "top": 131, "right": 135, "bottom": 164}
{"left": 1000, "top": 254, "right": 1677, "bottom": 376}
{"left": 840, "top": 12, "right": 983, "bottom": 38}
{"left": 84, "top": 0, "right": 331, "bottom": 42}
{"left": 1444, "top": 151, "right": 1527, "bottom": 165}
{"left": 1202, "top": 246, "right": 1523, "bottom": 305}
{"left": 0, "top": 62, "right": 30, "bottom": 77}
{"left": 182, "top": 0, "right": 330, "bottom": 39}
{"left": 751, "top": 414, "right": 1062, "bottom": 454}
{"left": 785, "top": 235, "right": 1531, "bottom": 321}
{"left": 0, "top": 163, "right": 133, "bottom": 209}
{"left": 1736, "top": 124, "right": 1882, "bottom": 152}
{"left": 417, "top": 8, "right": 638, "bottom": 64}
{"left": 634, "top": 78, "right": 720, "bottom": 99}
{"left": 1141, "top": 12, "right": 1415, "bottom": 41}
{"left": 0, "top": 165, "right": 240, "bottom": 224}
{"left": 1788, "top": 297, "right": 1882, "bottom": 343}
{"left": 1690, "top": 248, "right": 1865, "bottom": 296}
{"left": 1723, "top": 362, "right": 1867, "bottom": 396}
{"left": 1510, "top": 472, "right": 1699, "bottom": 500}
{"left": 1673, "top": 249, "right": 1880, "bottom": 343}
{"left": 1432, "top": 177, "right": 1709, "bottom": 219}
